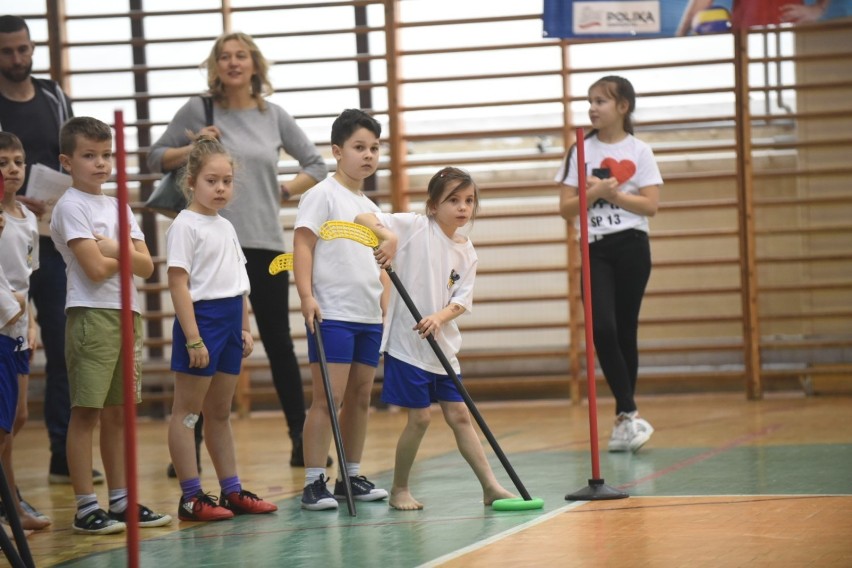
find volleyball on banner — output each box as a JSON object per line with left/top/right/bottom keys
{"left": 542, "top": 0, "right": 852, "bottom": 39}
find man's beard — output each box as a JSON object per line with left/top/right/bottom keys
{"left": 1, "top": 62, "right": 32, "bottom": 83}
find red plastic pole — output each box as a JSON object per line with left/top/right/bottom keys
{"left": 575, "top": 128, "right": 603, "bottom": 480}
{"left": 115, "top": 110, "right": 139, "bottom": 568}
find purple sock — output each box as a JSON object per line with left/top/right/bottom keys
{"left": 180, "top": 478, "right": 202, "bottom": 500}
{"left": 219, "top": 475, "right": 241, "bottom": 497}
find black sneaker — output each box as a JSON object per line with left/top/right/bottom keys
{"left": 108, "top": 504, "right": 172, "bottom": 527}
{"left": 289, "top": 436, "right": 333, "bottom": 468}
{"left": 300, "top": 475, "right": 338, "bottom": 511}
{"left": 72, "top": 508, "right": 126, "bottom": 535}
{"left": 334, "top": 475, "right": 388, "bottom": 502}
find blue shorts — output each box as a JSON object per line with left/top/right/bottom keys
{"left": 306, "top": 320, "right": 382, "bottom": 368}
{"left": 15, "top": 348, "right": 31, "bottom": 376}
{"left": 171, "top": 296, "right": 244, "bottom": 377}
{"left": 0, "top": 336, "right": 19, "bottom": 433}
{"left": 381, "top": 353, "right": 464, "bottom": 409}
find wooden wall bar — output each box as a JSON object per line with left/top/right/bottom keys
{"left": 26, "top": 2, "right": 852, "bottom": 410}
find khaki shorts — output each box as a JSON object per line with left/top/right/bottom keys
{"left": 66, "top": 308, "right": 142, "bottom": 408}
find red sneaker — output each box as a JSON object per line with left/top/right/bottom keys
{"left": 178, "top": 491, "right": 234, "bottom": 522}
{"left": 220, "top": 489, "right": 278, "bottom": 515}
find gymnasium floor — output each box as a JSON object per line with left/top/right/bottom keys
{"left": 5, "top": 392, "right": 852, "bottom": 567}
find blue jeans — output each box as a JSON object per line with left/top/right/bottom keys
{"left": 29, "top": 237, "right": 71, "bottom": 459}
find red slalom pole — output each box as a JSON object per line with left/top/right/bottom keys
{"left": 566, "top": 128, "right": 628, "bottom": 501}
{"left": 115, "top": 110, "right": 140, "bottom": 566}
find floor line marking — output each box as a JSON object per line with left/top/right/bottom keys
{"left": 416, "top": 500, "right": 587, "bottom": 568}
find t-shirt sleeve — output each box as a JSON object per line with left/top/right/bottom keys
{"left": 555, "top": 147, "right": 578, "bottom": 187}
{"left": 635, "top": 143, "right": 663, "bottom": 188}
{"left": 294, "top": 187, "right": 331, "bottom": 234}
{"left": 51, "top": 199, "right": 94, "bottom": 244}
{"left": 166, "top": 217, "right": 195, "bottom": 272}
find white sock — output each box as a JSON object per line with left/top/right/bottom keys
{"left": 75, "top": 493, "right": 99, "bottom": 519}
{"left": 108, "top": 488, "right": 128, "bottom": 513}
{"left": 345, "top": 462, "right": 360, "bottom": 480}
{"left": 305, "top": 468, "right": 325, "bottom": 487}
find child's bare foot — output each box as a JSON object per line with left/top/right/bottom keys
{"left": 2, "top": 523, "right": 34, "bottom": 538}
{"left": 389, "top": 488, "right": 424, "bottom": 510}
{"left": 483, "top": 486, "right": 516, "bottom": 506}
{"left": 20, "top": 511, "right": 52, "bottom": 531}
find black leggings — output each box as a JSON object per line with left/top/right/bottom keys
{"left": 586, "top": 229, "right": 651, "bottom": 416}
{"left": 244, "top": 248, "right": 306, "bottom": 438}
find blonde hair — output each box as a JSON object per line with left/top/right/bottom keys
{"left": 204, "top": 32, "right": 273, "bottom": 110}
{"left": 180, "top": 136, "right": 234, "bottom": 203}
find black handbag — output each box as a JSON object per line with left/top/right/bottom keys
{"left": 145, "top": 96, "right": 214, "bottom": 218}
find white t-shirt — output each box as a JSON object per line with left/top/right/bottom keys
{"left": 50, "top": 187, "right": 146, "bottom": 313}
{"left": 166, "top": 210, "right": 250, "bottom": 302}
{"left": 0, "top": 265, "right": 21, "bottom": 330}
{"left": 554, "top": 134, "right": 663, "bottom": 237}
{"left": 294, "top": 176, "right": 383, "bottom": 324}
{"left": 375, "top": 212, "right": 477, "bottom": 375}
{"left": 0, "top": 207, "right": 39, "bottom": 346}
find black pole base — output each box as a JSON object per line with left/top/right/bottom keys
{"left": 565, "top": 478, "right": 629, "bottom": 501}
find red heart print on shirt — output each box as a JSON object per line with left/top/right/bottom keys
{"left": 600, "top": 158, "right": 636, "bottom": 184}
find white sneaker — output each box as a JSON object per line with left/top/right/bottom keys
{"left": 629, "top": 417, "right": 654, "bottom": 452}
{"left": 608, "top": 413, "right": 634, "bottom": 452}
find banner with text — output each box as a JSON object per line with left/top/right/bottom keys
{"left": 542, "top": 0, "right": 852, "bottom": 39}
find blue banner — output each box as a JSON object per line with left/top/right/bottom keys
{"left": 542, "top": 0, "right": 852, "bottom": 39}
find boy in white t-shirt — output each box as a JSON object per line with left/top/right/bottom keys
{"left": 0, "top": 132, "right": 51, "bottom": 530}
{"left": 51, "top": 117, "right": 171, "bottom": 534}
{"left": 294, "top": 109, "right": 389, "bottom": 510}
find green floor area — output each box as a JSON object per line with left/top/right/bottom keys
{"left": 58, "top": 444, "right": 852, "bottom": 567}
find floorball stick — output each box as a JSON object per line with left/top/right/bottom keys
{"left": 268, "top": 253, "right": 293, "bottom": 275}
{"left": 318, "top": 220, "right": 543, "bottom": 511}
{"left": 266, "top": 252, "right": 356, "bottom": 516}
{"left": 313, "top": 323, "right": 357, "bottom": 516}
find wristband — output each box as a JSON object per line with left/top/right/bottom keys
{"left": 186, "top": 338, "right": 205, "bottom": 349}
{"left": 280, "top": 185, "right": 291, "bottom": 202}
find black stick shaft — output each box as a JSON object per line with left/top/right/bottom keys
{"left": 314, "top": 324, "right": 357, "bottom": 516}
{"left": 385, "top": 269, "right": 533, "bottom": 501}
{"left": 0, "top": 459, "right": 34, "bottom": 567}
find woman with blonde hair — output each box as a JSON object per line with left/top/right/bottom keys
{"left": 149, "top": 31, "right": 329, "bottom": 471}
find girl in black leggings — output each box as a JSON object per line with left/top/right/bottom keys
{"left": 557, "top": 75, "right": 663, "bottom": 452}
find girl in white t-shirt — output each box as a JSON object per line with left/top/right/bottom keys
{"left": 556, "top": 76, "right": 663, "bottom": 454}
{"left": 166, "top": 137, "right": 276, "bottom": 522}
{"left": 356, "top": 167, "right": 515, "bottom": 510}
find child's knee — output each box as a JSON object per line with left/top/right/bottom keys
{"left": 408, "top": 408, "right": 431, "bottom": 431}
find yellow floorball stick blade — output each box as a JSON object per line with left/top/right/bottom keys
{"left": 319, "top": 220, "right": 379, "bottom": 248}
{"left": 268, "top": 253, "right": 293, "bottom": 275}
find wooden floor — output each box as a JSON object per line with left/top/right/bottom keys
{"left": 3, "top": 392, "right": 852, "bottom": 567}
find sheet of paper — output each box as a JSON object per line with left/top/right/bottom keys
{"left": 26, "top": 163, "right": 72, "bottom": 236}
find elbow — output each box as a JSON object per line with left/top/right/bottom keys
{"left": 139, "top": 262, "right": 155, "bottom": 280}
{"left": 146, "top": 151, "right": 164, "bottom": 173}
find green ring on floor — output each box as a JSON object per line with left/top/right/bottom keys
{"left": 491, "top": 497, "right": 545, "bottom": 511}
